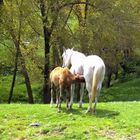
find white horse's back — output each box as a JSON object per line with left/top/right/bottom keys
{"left": 71, "top": 51, "right": 86, "bottom": 65}
{"left": 84, "top": 55, "right": 105, "bottom": 69}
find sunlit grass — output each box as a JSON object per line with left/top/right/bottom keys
{"left": 0, "top": 76, "right": 140, "bottom": 139}
{"left": 0, "top": 102, "right": 139, "bottom": 140}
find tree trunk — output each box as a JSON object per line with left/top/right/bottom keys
{"left": 0, "top": 0, "right": 3, "bottom": 22}
{"left": 40, "top": 0, "right": 51, "bottom": 103}
{"left": 8, "top": 41, "right": 34, "bottom": 104}
{"left": 8, "top": 47, "right": 19, "bottom": 103}
{"left": 106, "top": 72, "right": 112, "bottom": 88}
{"left": 43, "top": 45, "right": 51, "bottom": 103}
{"left": 114, "top": 71, "right": 118, "bottom": 80}
{"left": 84, "top": 0, "right": 88, "bottom": 23}
{"left": 18, "top": 50, "right": 34, "bottom": 104}
{"left": 0, "top": 0, "right": 3, "bottom": 5}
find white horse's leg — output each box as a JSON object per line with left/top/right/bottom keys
{"left": 93, "top": 94, "right": 99, "bottom": 114}
{"left": 93, "top": 82, "right": 102, "bottom": 113}
{"left": 79, "top": 83, "right": 85, "bottom": 108}
{"left": 50, "top": 84, "right": 54, "bottom": 107}
{"left": 85, "top": 82, "right": 93, "bottom": 113}
{"left": 69, "top": 84, "right": 75, "bottom": 109}
{"left": 93, "top": 97, "right": 97, "bottom": 114}
{"left": 86, "top": 92, "right": 94, "bottom": 113}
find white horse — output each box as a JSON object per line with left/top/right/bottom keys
{"left": 62, "top": 48, "right": 105, "bottom": 113}
{"left": 62, "top": 48, "right": 86, "bottom": 108}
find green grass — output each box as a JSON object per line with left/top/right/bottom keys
{"left": 100, "top": 78, "right": 140, "bottom": 102}
{"left": 0, "top": 102, "right": 139, "bottom": 140}
{"left": 0, "top": 76, "right": 140, "bottom": 139}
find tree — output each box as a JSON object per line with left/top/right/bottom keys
{"left": 2, "top": 0, "right": 34, "bottom": 103}
{"left": 37, "top": 0, "right": 96, "bottom": 103}
{"left": 0, "top": 0, "right": 3, "bottom": 5}
{"left": 0, "top": 0, "right": 140, "bottom": 104}
{"left": 38, "top": 0, "right": 59, "bottom": 103}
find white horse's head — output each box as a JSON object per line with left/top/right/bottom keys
{"left": 62, "top": 47, "right": 74, "bottom": 67}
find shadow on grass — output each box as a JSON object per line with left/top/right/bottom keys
{"left": 60, "top": 106, "right": 120, "bottom": 118}
{"left": 95, "top": 109, "right": 120, "bottom": 118}
{"left": 59, "top": 107, "right": 82, "bottom": 115}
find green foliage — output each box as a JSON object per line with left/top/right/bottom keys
{"left": 0, "top": 75, "right": 42, "bottom": 103}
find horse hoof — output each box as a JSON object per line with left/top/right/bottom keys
{"left": 58, "top": 110, "right": 61, "bottom": 113}
{"left": 85, "top": 110, "right": 90, "bottom": 114}
{"left": 93, "top": 109, "right": 97, "bottom": 114}
{"left": 67, "top": 108, "right": 70, "bottom": 111}
{"left": 79, "top": 105, "right": 82, "bottom": 108}
{"left": 68, "top": 105, "right": 72, "bottom": 110}
{"left": 85, "top": 108, "right": 93, "bottom": 114}
{"left": 79, "top": 102, "right": 83, "bottom": 108}
{"left": 68, "top": 106, "right": 72, "bottom": 110}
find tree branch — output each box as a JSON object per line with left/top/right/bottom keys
{"left": 84, "top": 0, "right": 88, "bottom": 22}
{"left": 0, "top": 42, "right": 15, "bottom": 54}
{"left": 59, "top": 1, "right": 97, "bottom": 9}
{"left": 27, "top": 19, "right": 42, "bottom": 36}
{"left": 61, "top": 5, "right": 73, "bottom": 31}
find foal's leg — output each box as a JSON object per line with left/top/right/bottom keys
{"left": 79, "top": 83, "right": 85, "bottom": 108}
{"left": 56, "top": 89, "right": 59, "bottom": 108}
{"left": 66, "top": 87, "right": 71, "bottom": 110}
{"left": 58, "top": 85, "right": 63, "bottom": 112}
{"left": 50, "top": 83, "right": 54, "bottom": 107}
{"left": 69, "top": 84, "right": 75, "bottom": 109}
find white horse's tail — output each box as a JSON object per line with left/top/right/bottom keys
{"left": 92, "top": 65, "right": 105, "bottom": 101}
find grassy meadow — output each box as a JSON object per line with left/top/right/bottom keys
{"left": 0, "top": 76, "right": 140, "bottom": 140}
{"left": 0, "top": 102, "right": 140, "bottom": 140}
{"left": 1, "top": 1, "right": 140, "bottom": 139}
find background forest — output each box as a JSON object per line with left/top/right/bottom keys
{"left": 0, "top": 0, "right": 140, "bottom": 104}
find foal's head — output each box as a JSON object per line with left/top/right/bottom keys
{"left": 62, "top": 47, "right": 73, "bottom": 68}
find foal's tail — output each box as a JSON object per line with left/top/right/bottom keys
{"left": 92, "top": 65, "right": 105, "bottom": 100}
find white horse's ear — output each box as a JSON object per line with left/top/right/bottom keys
{"left": 71, "top": 47, "right": 74, "bottom": 51}
{"left": 63, "top": 46, "right": 66, "bottom": 52}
